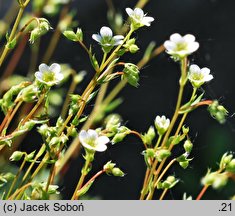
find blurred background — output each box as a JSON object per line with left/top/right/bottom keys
{"left": 0, "top": 0, "right": 235, "bottom": 199}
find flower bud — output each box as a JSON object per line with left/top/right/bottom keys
{"left": 162, "top": 176, "right": 179, "bottom": 189}
{"left": 122, "top": 63, "right": 140, "bottom": 87}
{"left": 129, "top": 44, "right": 139, "bottom": 53}
{"left": 111, "top": 132, "right": 127, "bottom": 144}
{"left": 220, "top": 152, "right": 233, "bottom": 170}
{"left": 226, "top": 159, "right": 235, "bottom": 173}
{"left": 155, "top": 149, "right": 171, "bottom": 162}
{"left": 141, "top": 126, "right": 156, "bottom": 145}
{"left": 112, "top": 167, "right": 125, "bottom": 177}
{"left": 25, "top": 151, "right": 36, "bottom": 161}
{"left": 104, "top": 161, "right": 116, "bottom": 174}
{"left": 208, "top": 100, "right": 228, "bottom": 124}
{"left": 29, "top": 18, "right": 51, "bottom": 44}
{"left": 183, "top": 140, "right": 193, "bottom": 153}
{"left": 154, "top": 115, "right": 170, "bottom": 136}
{"left": 9, "top": 151, "right": 24, "bottom": 161}
{"left": 179, "top": 161, "right": 189, "bottom": 169}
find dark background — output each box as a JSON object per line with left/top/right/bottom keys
{"left": 1, "top": 0, "right": 235, "bottom": 199}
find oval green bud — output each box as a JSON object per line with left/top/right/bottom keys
{"left": 9, "top": 151, "right": 24, "bottom": 161}
{"left": 112, "top": 167, "right": 125, "bottom": 177}
{"left": 183, "top": 140, "right": 193, "bottom": 153}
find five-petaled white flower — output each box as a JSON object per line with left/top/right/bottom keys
{"left": 35, "top": 63, "right": 63, "bottom": 86}
{"left": 188, "top": 64, "right": 213, "bottom": 88}
{"left": 79, "top": 129, "right": 110, "bottom": 152}
{"left": 154, "top": 115, "right": 170, "bottom": 135}
{"left": 164, "top": 33, "right": 199, "bottom": 59}
{"left": 92, "top": 26, "right": 124, "bottom": 53}
{"left": 126, "top": 7, "right": 154, "bottom": 29}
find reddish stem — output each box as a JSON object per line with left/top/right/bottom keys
{"left": 196, "top": 185, "right": 209, "bottom": 200}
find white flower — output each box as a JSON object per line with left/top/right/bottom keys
{"left": 126, "top": 7, "right": 154, "bottom": 29}
{"left": 154, "top": 115, "right": 170, "bottom": 135}
{"left": 188, "top": 64, "right": 213, "bottom": 88}
{"left": 35, "top": 63, "right": 63, "bottom": 86}
{"left": 79, "top": 129, "right": 110, "bottom": 152}
{"left": 164, "top": 33, "right": 199, "bottom": 59}
{"left": 92, "top": 26, "right": 124, "bottom": 53}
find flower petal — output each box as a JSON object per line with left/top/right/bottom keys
{"left": 35, "top": 71, "right": 43, "bottom": 80}
{"left": 183, "top": 34, "right": 195, "bottom": 43}
{"left": 39, "top": 63, "right": 49, "bottom": 73}
{"left": 187, "top": 42, "right": 199, "bottom": 53}
{"left": 204, "top": 74, "right": 213, "bottom": 82}
{"left": 95, "top": 143, "right": 107, "bottom": 152}
{"left": 134, "top": 8, "right": 144, "bottom": 19}
{"left": 56, "top": 73, "right": 64, "bottom": 82}
{"left": 96, "top": 136, "right": 110, "bottom": 146}
{"left": 190, "top": 64, "right": 201, "bottom": 73}
{"left": 100, "top": 26, "right": 113, "bottom": 38}
{"left": 49, "top": 63, "right": 61, "bottom": 74}
{"left": 201, "top": 67, "right": 210, "bottom": 75}
{"left": 142, "top": 17, "right": 155, "bottom": 26}
{"left": 126, "top": 8, "right": 134, "bottom": 17}
{"left": 87, "top": 129, "right": 98, "bottom": 140}
{"left": 92, "top": 34, "right": 102, "bottom": 43}
{"left": 170, "top": 33, "right": 182, "bottom": 43}
{"left": 113, "top": 35, "right": 124, "bottom": 40}
{"left": 79, "top": 130, "right": 88, "bottom": 142}
{"left": 164, "top": 41, "right": 176, "bottom": 51}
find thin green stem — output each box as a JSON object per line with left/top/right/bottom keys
{"left": 100, "top": 30, "right": 133, "bottom": 72}
{"left": 154, "top": 135, "right": 162, "bottom": 151}
{"left": 159, "top": 188, "right": 168, "bottom": 200}
{"left": 153, "top": 159, "right": 177, "bottom": 188}
{"left": 6, "top": 158, "right": 26, "bottom": 199}
{"left": 0, "top": 0, "right": 31, "bottom": 67}
{"left": 1, "top": 101, "right": 23, "bottom": 136}
{"left": 71, "top": 156, "right": 92, "bottom": 200}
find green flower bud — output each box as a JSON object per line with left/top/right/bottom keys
{"left": 9, "top": 151, "right": 24, "bottom": 161}
{"left": 19, "top": 85, "right": 39, "bottom": 102}
{"left": 49, "top": 137, "right": 61, "bottom": 146}
{"left": 226, "top": 159, "right": 235, "bottom": 173}
{"left": 122, "top": 63, "right": 140, "bottom": 87}
{"left": 145, "top": 148, "right": 155, "bottom": 158}
{"left": 29, "top": 18, "right": 51, "bottom": 44}
{"left": 31, "top": 187, "right": 43, "bottom": 200}
{"left": 208, "top": 100, "right": 228, "bottom": 124}
{"left": 162, "top": 176, "right": 179, "bottom": 189}
{"left": 104, "top": 161, "right": 116, "bottom": 175}
{"left": 1, "top": 173, "right": 15, "bottom": 182}
{"left": 111, "top": 132, "right": 127, "bottom": 144}
{"left": 25, "top": 151, "right": 36, "bottom": 161}
{"left": 182, "top": 125, "right": 189, "bottom": 135}
{"left": 112, "top": 167, "right": 125, "bottom": 177}
{"left": 220, "top": 152, "right": 233, "bottom": 170}
{"left": 129, "top": 44, "right": 139, "bottom": 53}
{"left": 179, "top": 161, "right": 189, "bottom": 169}
{"left": 155, "top": 149, "right": 171, "bottom": 162}
{"left": 141, "top": 126, "right": 156, "bottom": 145}
{"left": 212, "top": 173, "right": 228, "bottom": 189}
{"left": 183, "top": 140, "right": 193, "bottom": 153}
{"left": 63, "top": 28, "right": 83, "bottom": 42}
{"left": 104, "top": 114, "right": 122, "bottom": 133}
